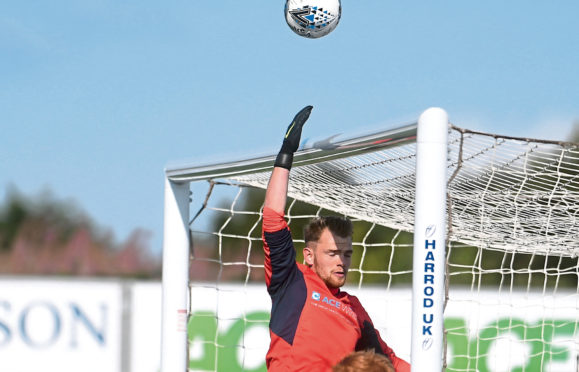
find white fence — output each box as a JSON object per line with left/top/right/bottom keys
{"left": 0, "top": 278, "right": 577, "bottom": 371}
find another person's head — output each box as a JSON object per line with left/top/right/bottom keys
{"left": 303, "top": 216, "right": 353, "bottom": 288}
{"left": 333, "top": 350, "right": 395, "bottom": 372}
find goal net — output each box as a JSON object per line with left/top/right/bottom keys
{"left": 161, "top": 110, "right": 579, "bottom": 372}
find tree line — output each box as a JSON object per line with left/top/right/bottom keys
{"left": 0, "top": 188, "right": 160, "bottom": 278}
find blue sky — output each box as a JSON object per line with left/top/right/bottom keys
{"left": 1, "top": 1, "right": 578, "bottom": 255}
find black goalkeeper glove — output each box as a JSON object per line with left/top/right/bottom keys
{"left": 355, "top": 320, "right": 386, "bottom": 355}
{"left": 274, "top": 105, "right": 313, "bottom": 170}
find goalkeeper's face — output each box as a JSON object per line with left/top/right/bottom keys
{"left": 306, "top": 228, "right": 353, "bottom": 289}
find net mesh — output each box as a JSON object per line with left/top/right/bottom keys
{"left": 233, "top": 127, "right": 579, "bottom": 257}
{"left": 185, "top": 126, "right": 579, "bottom": 371}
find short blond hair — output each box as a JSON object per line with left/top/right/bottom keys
{"left": 333, "top": 350, "right": 395, "bottom": 372}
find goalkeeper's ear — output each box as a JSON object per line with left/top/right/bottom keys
{"left": 303, "top": 246, "right": 314, "bottom": 266}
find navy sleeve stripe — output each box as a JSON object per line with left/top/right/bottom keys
{"left": 264, "top": 228, "right": 297, "bottom": 296}
{"left": 264, "top": 227, "right": 307, "bottom": 346}
{"left": 269, "top": 269, "right": 307, "bottom": 346}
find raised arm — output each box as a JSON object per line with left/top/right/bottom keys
{"left": 264, "top": 105, "right": 313, "bottom": 214}
{"left": 262, "top": 106, "right": 313, "bottom": 291}
{"left": 264, "top": 167, "right": 290, "bottom": 214}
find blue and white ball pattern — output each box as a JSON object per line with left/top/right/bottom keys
{"left": 285, "top": 0, "right": 341, "bottom": 39}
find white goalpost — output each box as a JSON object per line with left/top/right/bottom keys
{"left": 161, "top": 179, "right": 190, "bottom": 372}
{"left": 161, "top": 107, "right": 579, "bottom": 372}
{"left": 411, "top": 108, "right": 448, "bottom": 371}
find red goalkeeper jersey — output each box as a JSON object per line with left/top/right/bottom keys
{"left": 262, "top": 207, "right": 410, "bottom": 372}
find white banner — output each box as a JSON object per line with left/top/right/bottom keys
{"left": 0, "top": 278, "right": 123, "bottom": 372}
{"left": 0, "top": 279, "right": 577, "bottom": 372}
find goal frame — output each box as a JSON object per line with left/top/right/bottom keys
{"left": 160, "top": 107, "right": 449, "bottom": 371}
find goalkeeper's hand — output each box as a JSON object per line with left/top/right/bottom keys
{"left": 274, "top": 105, "right": 313, "bottom": 170}
{"left": 355, "top": 320, "right": 385, "bottom": 355}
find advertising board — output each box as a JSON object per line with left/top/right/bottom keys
{"left": 0, "top": 278, "right": 123, "bottom": 372}
{"left": 1, "top": 279, "right": 576, "bottom": 372}
{"left": 186, "top": 284, "right": 579, "bottom": 372}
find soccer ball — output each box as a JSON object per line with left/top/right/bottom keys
{"left": 284, "top": 0, "right": 341, "bottom": 39}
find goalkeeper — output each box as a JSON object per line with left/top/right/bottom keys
{"left": 262, "top": 106, "right": 410, "bottom": 371}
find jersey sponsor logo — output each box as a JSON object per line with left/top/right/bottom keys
{"left": 310, "top": 291, "right": 357, "bottom": 321}
{"left": 311, "top": 291, "right": 340, "bottom": 308}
